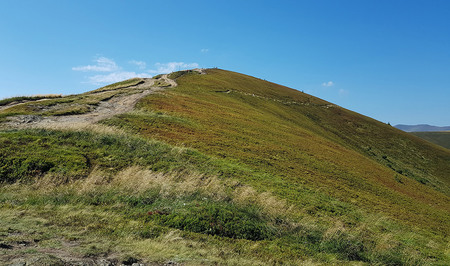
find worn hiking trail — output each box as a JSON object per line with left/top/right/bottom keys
{"left": 1, "top": 73, "right": 181, "bottom": 131}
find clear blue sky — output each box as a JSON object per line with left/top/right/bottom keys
{"left": 1, "top": 0, "right": 449, "bottom": 126}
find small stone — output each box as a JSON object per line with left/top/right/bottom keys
{"left": 8, "top": 262, "right": 26, "bottom": 266}
{"left": 0, "top": 243, "right": 13, "bottom": 249}
{"left": 97, "top": 259, "right": 113, "bottom": 266}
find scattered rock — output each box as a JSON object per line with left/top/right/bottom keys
{"left": 96, "top": 258, "right": 115, "bottom": 266}
{"left": 0, "top": 243, "right": 13, "bottom": 249}
{"left": 121, "top": 256, "right": 139, "bottom": 265}
{"left": 16, "top": 241, "right": 30, "bottom": 247}
{"left": 9, "top": 115, "right": 42, "bottom": 124}
{"left": 163, "top": 261, "right": 180, "bottom": 266}
{"left": 8, "top": 261, "right": 26, "bottom": 266}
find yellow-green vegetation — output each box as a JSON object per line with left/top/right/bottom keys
{"left": 0, "top": 92, "right": 107, "bottom": 118}
{"left": 1, "top": 129, "right": 442, "bottom": 264}
{"left": 1, "top": 69, "right": 449, "bottom": 264}
{"left": 91, "top": 78, "right": 144, "bottom": 93}
{"left": 0, "top": 78, "right": 149, "bottom": 121}
{"left": 168, "top": 69, "right": 201, "bottom": 80}
{"left": 412, "top": 131, "right": 450, "bottom": 149}
{"left": 0, "top": 94, "right": 62, "bottom": 106}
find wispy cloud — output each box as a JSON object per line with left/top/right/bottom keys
{"left": 148, "top": 62, "right": 199, "bottom": 74}
{"left": 322, "top": 81, "right": 334, "bottom": 87}
{"left": 129, "top": 60, "right": 147, "bottom": 69}
{"left": 339, "top": 89, "right": 349, "bottom": 96}
{"left": 88, "top": 72, "right": 152, "bottom": 85}
{"left": 201, "top": 48, "right": 209, "bottom": 53}
{"left": 72, "top": 57, "right": 119, "bottom": 72}
{"left": 73, "top": 57, "right": 199, "bottom": 85}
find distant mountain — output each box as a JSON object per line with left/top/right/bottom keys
{"left": 395, "top": 124, "right": 450, "bottom": 132}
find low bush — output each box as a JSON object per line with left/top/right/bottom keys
{"left": 151, "top": 201, "right": 275, "bottom": 241}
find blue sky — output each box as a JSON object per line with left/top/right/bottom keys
{"left": 1, "top": 0, "right": 449, "bottom": 126}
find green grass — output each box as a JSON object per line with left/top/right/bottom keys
{"left": 99, "top": 69, "right": 450, "bottom": 263}
{"left": 0, "top": 181, "right": 438, "bottom": 265}
{"left": 0, "top": 95, "right": 62, "bottom": 106}
{"left": 106, "top": 69, "right": 449, "bottom": 233}
{"left": 411, "top": 131, "right": 450, "bottom": 149}
{"left": 1, "top": 128, "right": 448, "bottom": 264}
{"left": 0, "top": 129, "right": 217, "bottom": 183}
{"left": 168, "top": 70, "right": 200, "bottom": 80}
{"left": 1, "top": 69, "right": 449, "bottom": 264}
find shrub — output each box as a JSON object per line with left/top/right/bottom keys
{"left": 0, "top": 157, "right": 54, "bottom": 183}
{"left": 151, "top": 201, "right": 275, "bottom": 241}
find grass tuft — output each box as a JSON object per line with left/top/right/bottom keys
{"left": 0, "top": 95, "right": 62, "bottom": 106}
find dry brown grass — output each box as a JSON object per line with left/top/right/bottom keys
{"left": 72, "top": 165, "right": 295, "bottom": 220}
{"left": 31, "top": 163, "right": 297, "bottom": 222}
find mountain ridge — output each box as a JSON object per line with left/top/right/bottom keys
{"left": 0, "top": 68, "right": 449, "bottom": 265}
{"left": 395, "top": 124, "right": 450, "bottom": 132}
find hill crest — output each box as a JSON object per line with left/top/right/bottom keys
{"left": 0, "top": 68, "right": 449, "bottom": 265}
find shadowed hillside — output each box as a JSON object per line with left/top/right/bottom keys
{"left": 412, "top": 131, "right": 450, "bottom": 149}
{"left": 1, "top": 69, "right": 449, "bottom": 265}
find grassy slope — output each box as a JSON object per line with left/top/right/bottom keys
{"left": 1, "top": 70, "right": 450, "bottom": 264}
{"left": 1, "top": 129, "right": 311, "bottom": 265}
{"left": 104, "top": 69, "right": 450, "bottom": 261}
{"left": 2, "top": 129, "right": 411, "bottom": 264}
{"left": 412, "top": 131, "right": 450, "bottom": 149}
{"left": 106, "top": 69, "right": 449, "bottom": 232}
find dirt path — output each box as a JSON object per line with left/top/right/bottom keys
{"left": 1, "top": 69, "right": 209, "bottom": 131}
{"left": 1, "top": 77, "right": 173, "bottom": 130}
{"left": 161, "top": 74, "right": 177, "bottom": 87}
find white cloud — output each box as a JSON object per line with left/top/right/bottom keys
{"left": 339, "top": 89, "right": 349, "bottom": 96}
{"left": 201, "top": 48, "right": 209, "bottom": 53}
{"left": 322, "top": 81, "right": 334, "bottom": 87}
{"left": 88, "top": 71, "right": 152, "bottom": 85}
{"left": 72, "top": 57, "right": 118, "bottom": 72}
{"left": 73, "top": 57, "right": 199, "bottom": 85}
{"left": 129, "top": 60, "right": 147, "bottom": 69}
{"left": 148, "top": 62, "right": 199, "bottom": 74}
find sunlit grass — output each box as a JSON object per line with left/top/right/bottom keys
{"left": 106, "top": 69, "right": 450, "bottom": 233}
{"left": 1, "top": 128, "right": 447, "bottom": 264}
{"left": 1, "top": 68, "right": 449, "bottom": 264}
{"left": 0, "top": 94, "right": 62, "bottom": 106}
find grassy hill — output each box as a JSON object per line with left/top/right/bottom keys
{"left": 0, "top": 69, "right": 449, "bottom": 265}
{"left": 411, "top": 131, "right": 450, "bottom": 149}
